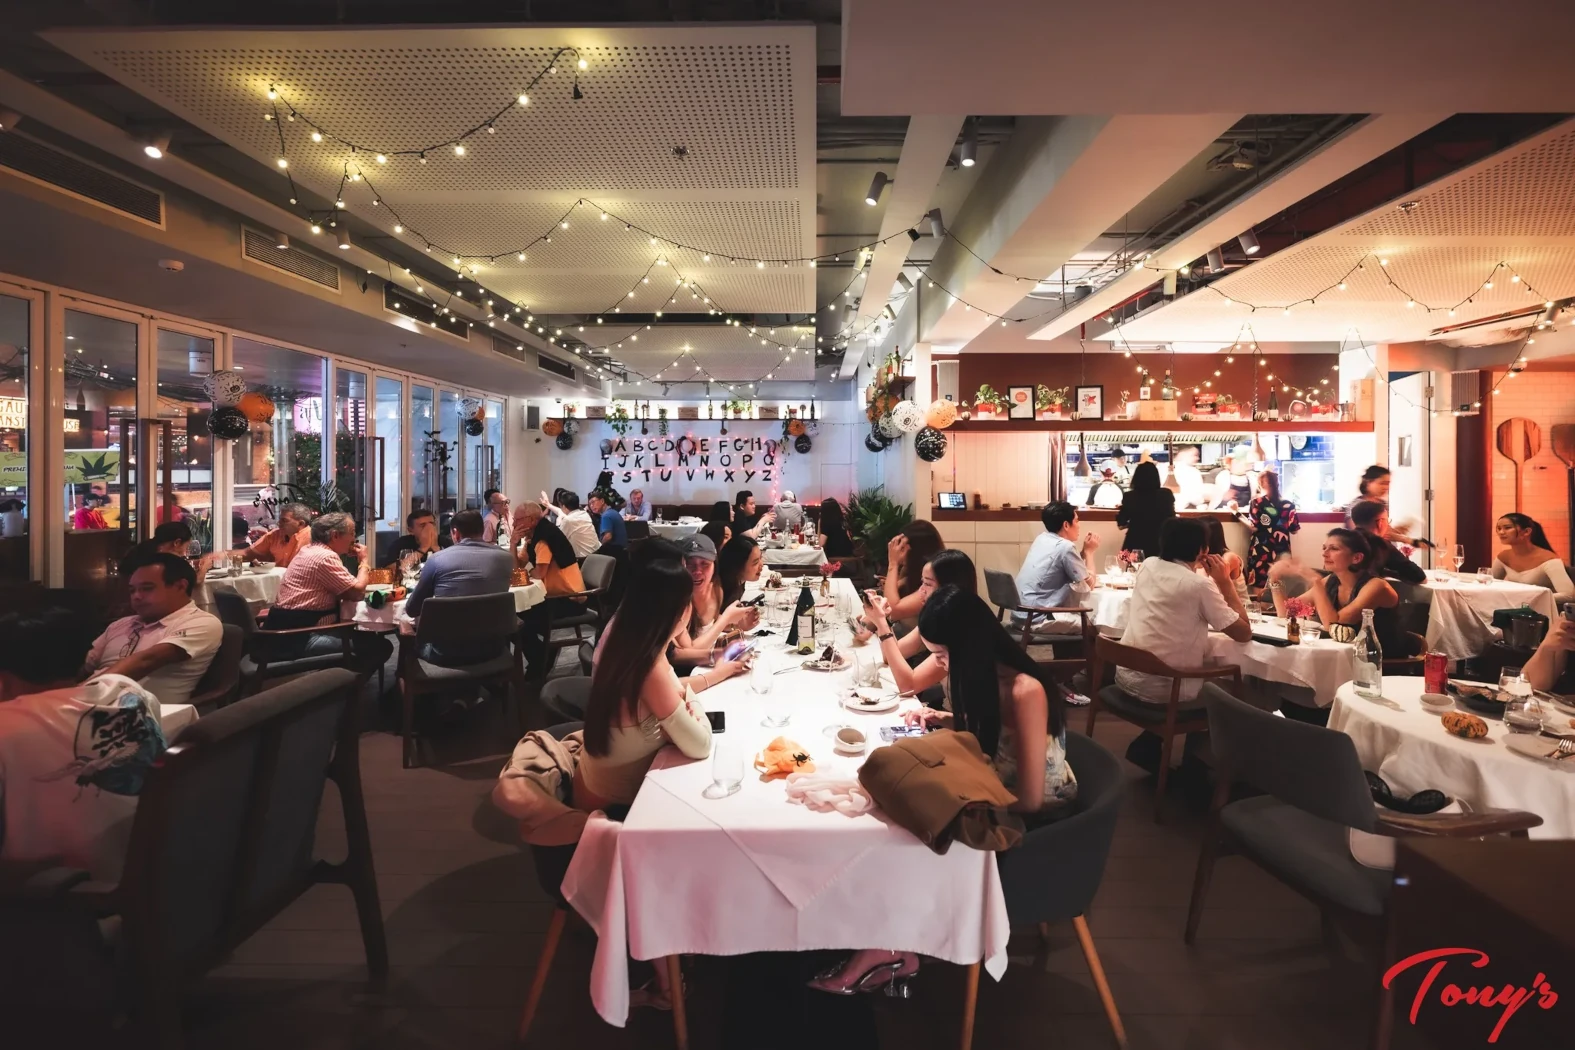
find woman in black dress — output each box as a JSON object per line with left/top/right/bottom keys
{"left": 1115, "top": 461, "right": 1174, "bottom": 557}
{"left": 817, "top": 497, "right": 855, "bottom": 558}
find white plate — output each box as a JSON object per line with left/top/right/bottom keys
{"left": 1539, "top": 713, "right": 1575, "bottom": 738}
{"left": 802, "top": 655, "right": 851, "bottom": 672}
{"left": 1504, "top": 733, "right": 1575, "bottom": 767}
{"left": 842, "top": 689, "right": 899, "bottom": 714}
{"left": 1419, "top": 698, "right": 1455, "bottom": 717}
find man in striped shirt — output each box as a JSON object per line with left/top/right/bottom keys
{"left": 267, "top": 512, "right": 392, "bottom": 675}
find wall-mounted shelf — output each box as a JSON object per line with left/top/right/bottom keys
{"left": 944, "top": 418, "right": 1373, "bottom": 434}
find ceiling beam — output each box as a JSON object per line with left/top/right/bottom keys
{"left": 918, "top": 114, "right": 1239, "bottom": 347}
{"left": 839, "top": 114, "right": 965, "bottom": 378}
{"left": 1027, "top": 112, "right": 1451, "bottom": 343}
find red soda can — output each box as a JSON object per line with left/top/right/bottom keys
{"left": 1423, "top": 651, "right": 1449, "bottom": 694}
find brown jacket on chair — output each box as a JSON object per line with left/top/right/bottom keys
{"left": 857, "top": 729, "right": 1024, "bottom": 854}
{"left": 492, "top": 729, "right": 587, "bottom": 846}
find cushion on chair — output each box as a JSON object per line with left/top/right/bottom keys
{"left": 549, "top": 610, "right": 600, "bottom": 629}
{"left": 412, "top": 652, "right": 516, "bottom": 684}
{"left": 240, "top": 653, "right": 350, "bottom": 678}
{"left": 1096, "top": 684, "right": 1208, "bottom": 725}
{"left": 1219, "top": 794, "right": 1392, "bottom": 916}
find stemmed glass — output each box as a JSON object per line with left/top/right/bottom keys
{"left": 702, "top": 741, "right": 745, "bottom": 798}
{"left": 1452, "top": 544, "right": 1466, "bottom": 575}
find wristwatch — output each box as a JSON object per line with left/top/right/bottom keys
{"left": 878, "top": 631, "right": 895, "bottom": 641}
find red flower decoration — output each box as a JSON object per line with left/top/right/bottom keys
{"left": 1285, "top": 596, "right": 1316, "bottom": 620}
{"left": 821, "top": 561, "right": 841, "bottom": 577}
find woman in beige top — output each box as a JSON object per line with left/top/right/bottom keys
{"left": 1493, "top": 513, "right": 1575, "bottom": 599}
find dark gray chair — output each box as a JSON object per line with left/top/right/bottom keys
{"left": 213, "top": 590, "right": 357, "bottom": 695}
{"left": 397, "top": 591, "right": 527, "bottom": 768}
{"left": 528, "top": 555, "right": 611, "bottom": 680}
{"left": 187, "top": 623, "right": 244, "bottom": 712}
{"left": 989, "top": 731, "right": 1129, "bottom": 1049}
{"left": 517, "top": 720, "right": 583, "bottom": 1043}
{"left": 982, "top": 567, "right": 1091, "bottom": 654}
{"left": 578, "top": 640, "right": 595, "bottom": 676}
{"left": 541, "top": 676, "right": 592, "bottom": 722}
{"left": 0, "top": 669, "right": 384, "bottom": 1049}
{"left": 1187, "top": 683, "right": 1542, "bottom": 1050}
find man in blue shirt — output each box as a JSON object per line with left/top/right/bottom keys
{"left": 1014, "top": 501, "right": 1100, "bottom": 631}
{"left": 587, "top": 490, "right": 627, "bottom": 549}
{"left": 623, "top": 488, "right": 652, "bottom": 522}
{"left": 405, "top": 509, "right": 515, "bottom": 663}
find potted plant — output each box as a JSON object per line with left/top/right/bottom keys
{"left": 657, "top": 406, "right": 670, "bottom": 435}
{"left": 606, "top": 401, "right": 632, "bottom": 437}
{"left": 1035, "top": 385, "right": 1071, "bottom": 420}
{"left": 972, "top": 383, "right": 1009, "bottom": 420}
{"left": 724, "top": 397, "right": 749, "bottom": 419}
{"left": 562, "top": 402, "right": 579, "bottom": 418}
{"left": 844, "top": 486, "right": 914, "bottom": 572}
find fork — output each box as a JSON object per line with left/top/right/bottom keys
{"left": 1544, "top": 739, "right": 1575, "bottom": 760}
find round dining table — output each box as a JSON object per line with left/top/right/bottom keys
{"left": 760, "top": 543, "right": 828, "bottom": 568}
{"left": 1422, "top": 574, "right": 1558, "bottom": 660}
{"left": 648, "top": 519, "right": 703, "bottom": 541}
{"left": 195, "top": 566, "right": 286, "bottom": 610}
{"left": 560, "top": 578, "right": 1011, "bottom": 1027}
{"left": 1329, "top": 677, "right": 1575, "bottom": 839}
{"left": 1205, "top": 614, "right": 1356, "bottom": 707}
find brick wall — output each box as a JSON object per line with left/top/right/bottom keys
{"left": 1488, "top": 367, "right": 1575, "bottom": 561}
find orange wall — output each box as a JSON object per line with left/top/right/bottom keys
{"left": 1487, "top": 367, "right": 1575, "bottom": 561}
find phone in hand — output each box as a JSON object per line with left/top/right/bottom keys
{"left": 722, "top": 639, "right": 757, "bottom": 662}
{"left": 879, "top": 725, "right": 927, "bottom": 742}
{"left": 706, "top": 710, "right": 727, "bottom": 733}
{"left": 740, "top": 594, "right": 767, "bottom": 607}
{"left": 859, "top": 589, "right": 875, "bottom": 607}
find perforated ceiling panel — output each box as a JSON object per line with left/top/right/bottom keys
{"left": 1104, "top": 120, "right": 1575, "bottom": 345}
{"left": 582, "top": 324, "right": 815, "bottom": 383}
{"left": 46, "top": 25, "right": 817, "bottom": 315}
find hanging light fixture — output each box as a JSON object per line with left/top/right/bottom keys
{"left": 958, "top": 120, "right": 978, "bottom": 167}
{"left": 1206, "top": 246, "right": 1225, "bottom": 273}
{"left": 865, "top": 171, "right": 891, "bottom": 206}
{"left": 1238, "top": 229, "right": 1261, "bottom": 256}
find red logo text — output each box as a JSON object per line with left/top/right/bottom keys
{"left": 1382, "top": 948, "right": 1558, "bottom": 1044}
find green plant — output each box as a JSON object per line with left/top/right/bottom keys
{"left": 845, "top": 486, "right": 913, "bottom": 569}
{"left": 607, "top": 401, "right": 632, "bottom": 436}
{"left": 657, "top": 406, "right": 669, "bottom": 435}
{"left": 1036, "top": 385, "right": 1070, "bottom": 410}
{"left": 974, "top": 383, "right": 1009, "bottom": 410}
{"left": 723, "top": 397, "right": 749, "bottom": 417}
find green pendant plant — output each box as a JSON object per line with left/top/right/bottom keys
{"left": 607, "top": 401, "right": 632, "bottom": 437}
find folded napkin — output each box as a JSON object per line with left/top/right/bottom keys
{"left": 784, "top": 772, "right": 874, "bottom": 816}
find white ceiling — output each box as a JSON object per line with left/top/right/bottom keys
{"left": 560, "top": 323, "right": 815, "bottom": 384}
{"left": 1100, "top": 119, "right": 1575, "bottom": 346}
{"left": 44, "top": 24, "right": 819, "bottom": 316}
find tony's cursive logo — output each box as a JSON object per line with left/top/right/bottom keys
{"left": 1383, "top": 948, "right": 1558, "bottom": 1044}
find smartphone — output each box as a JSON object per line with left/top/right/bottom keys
{"left": 722, "top": 639, "right": 757, "bottom": 662}
{"left": 740, "top": 594, "right": 767, "bottom": 607}
{"left": 859, "top": 589, "right": 874, "bottom": 607}
{"left": 879, "top": 725, "right": 927, "bottom": 742}
{"left": 1565, "top": 604, "right": 1575, "bottom": 622}
{"left": 706, "top": 710, "right": 727, "bottom": 733}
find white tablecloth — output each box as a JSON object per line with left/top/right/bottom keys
{"left": 159, "top": 703, "right": 198, "bottom": 737}
{"left": 1329, "top": 678, "right": 1575, "bottom": 839}
{"left": 1423, "top": 576, "right": 1558, "bottom": 660}
{"left": 1206, "top": 617, "right": 1355, "bottom": 707}
{"left": 345, "top": 581, "right": 546, "bottom": 633}
{"left": 195, "top": 567, "right": 285, "bottom": 609}
{"left": 1084, "top": 580, "right": 1133, "bottom": 630}
{"left": 561, "top": 580, "right": 1010, "bottom": 1027}
{"left": 761, "top": 545, "right": 829, "bottom": 568}
{"left": 648, "top": 520, "right": 702, "bottom": 540}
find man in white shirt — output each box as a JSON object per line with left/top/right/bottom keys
{"left": 0, "top": 607, "right": 169, "bottom": 878}
{"left": 1166, "top": 445, "right": 1207, "bottom": 509}
{"left": 771, "top": 490, "right": 805, "bottom": 533}
{"left": 539, "top": 489, "right": 600, "bottom": 559}
{"left": 84, "top": 552, "right": 223, "bottom": 708}
{"left": 482, "top": 488, "right": 512, "bottom": 551}
{"left": 1116, "top": 518, "right": 1253, "bottom": 702}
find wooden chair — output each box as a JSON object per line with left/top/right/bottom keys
{"left": 1186, "top": 684, "right": 1541, "bottom": 1050}
{"left": 1087, "top": 636, "right": 1242, "bottom": 822}
{"left": 397, "top": 592, "right": 528, "bottom": 768}
{"left": 0, "top": 669, "right": 385, "bottom": 1048}
{"left": 187, "top": 624, "right": 244, "bottom": 713}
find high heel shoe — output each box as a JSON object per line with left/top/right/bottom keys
{"left": 808, "top": 951, "right": 920, "bottom": 995}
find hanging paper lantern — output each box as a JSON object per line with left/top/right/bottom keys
{"left": 787, "top": 418, "right": 806, "bottom": 437}
{"left": 463, "top": 417, "right": 485, "bottom": 437}
{"left": 914, "top": 426, "right": 948, "bottom": 462}
{"left": 562, "top": 417, "right": 580, "bottom": 436}
{"left": 865, "top": 427, "right": 892, "bottom": 453}
{"left": 925, "top": 399, "right": 957, "bottom": 429}
{"left": 599, "top": 438, "right": 614, "bottom": 456}
{"left": 542, "top": 418, "right": 563, "bottom": 437}
{"left": 202, "top": 370, "right": 247, "bottom": 406}
{"left": 555, "top": 432, "right": 574, "bottom": 451}
{"left": 206, "top": 405, "right": 250, "bottom": 439}
{"left": 237, "top": 391, "right": 276, "bottom": 423}
{"left": 794, "top": 434, "right": 812, "bottom": 454}
{"left": 892, "top": 400, "right": 926, "bottom": 434}
{"left": 877, "top": 412, "right": 903, "bottom": 439}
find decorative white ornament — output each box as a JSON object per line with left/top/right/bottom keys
{"left": 202, "top": 370, "right": 247, "bottom": 406}
{"left": 876, "top": 412, "right": 903, "bottom": 439}
{"left": 891, "top": 400, "right": 926, "bottom": 434}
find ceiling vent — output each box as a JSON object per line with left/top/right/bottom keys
{"left": 381, "top": 281, "right": 467, "bottom": 339}
{"left": 243, "top": 227, "right": 340, "bottom": 292}
{"left": 0, "top": 132, "right": 163, "bottom": 226}
{"left": 1449, "top": 370, "right": 1482, "bottom": 415}
{"left": 536, "top": 354, "right": 576, "bottom": 382}
{"left": 491, "top": 333, "right": 527, "bottom": 363}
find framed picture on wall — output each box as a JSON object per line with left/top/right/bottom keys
{"left": 1075, "top": 385, "right": 1104, "bottom": 419}
{"left": 1007, "top": 385, "right": 1034, "bottom": 419}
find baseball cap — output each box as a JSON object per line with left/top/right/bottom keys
{"left": 679, "top": 534, "right": 717, "bottom": 561}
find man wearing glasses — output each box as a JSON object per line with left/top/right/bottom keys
{"left": 83, "top": 552, "right": 223, "bottom": 708}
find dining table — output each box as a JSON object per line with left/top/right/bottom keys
{"left": 1329, "top": 678, "right": 1575, "bottom": 839}
{"left": 194, "top": 565, "right": 285, "bottom": 610}
{"left": 1205, "top": 614, "right": 1356, "bottom": 708}
{"left": 760, "top": 543, "right": 829, "bottom": 568}
{"left": 343, "top": 580, "right": 547, "bottom": 634}
{"left": 560, "top": 577, "right": 1011, "bottom": 1028}
{"left": 648, "top": 519, "right": 704, "bottom": 541}
{"left": 1084, "top": 575, "right": 1135, "bottom": 630}
{"left": 1422, "top": 574, "right": 1558, "bottom": 661}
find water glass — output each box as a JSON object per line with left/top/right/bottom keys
{"left": 1476, "top": 567, "right": 1493, "bottom": 586}
{"left": 702, "top": 741, "right": 744, "bottom": 799}
{"left": 1499, "top": 668, "right": 1540, "bottom": 732}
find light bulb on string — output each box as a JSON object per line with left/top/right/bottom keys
{"left": 310, "top": 130, "right": 322, "bottom": 143}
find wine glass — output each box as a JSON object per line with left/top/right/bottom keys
{"left": 1452, "top": 544, "right": 1466, "bottom": 575}
{"left": 702, "top": 740, "right": 745, "bottom": 798}
{"left": 754, "top": 655, "right": 789, "bottom": 727}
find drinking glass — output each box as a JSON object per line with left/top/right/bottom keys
{"left": 1452, "top": 544, "right": 1466, "bottom": 575}
{"left": 755, "top": 655, "right": 789, "bottom": 727}
{"left": 702, "top": 741, "right": 745, "bottom": 799}
{"left": 1499, "top": 668, "right": 1540, "bottom": 732}
{"left": 1105, "top": 556, "right": 1120, "bottom": 579}
{"left": 1476, "top": 566, "right": 1493, "bottom": 586}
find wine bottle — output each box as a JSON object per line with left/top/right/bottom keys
{"left": 1352, "top": 608, "right": 1384, "bottom": 699}
{"left": 1267, "top": 386, "right": 1280, "bottom": 421}
{"left": 1161, "top": 369, "right": 1175, "bottom": 401}
{"left": 785, "top": 580, "right": 816, "bottom": 650}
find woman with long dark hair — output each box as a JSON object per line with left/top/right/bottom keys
{"left": 1268, "top": 528, "right": 1411, "bottom": 655}
{"left": 1344, "top": 465, "right": 1391, "bottom": 528}
{"left": 1115, "top": 461, "right": 1175, "bottom": 557}
{"left": 1245, "top": 470, "right": 1299, "bottom": 589}
{"left": 699, "top": 518, "right": 731, "bottom": 551}
{"left": 670, "top": 533, "right": 758, "bottom": 666}
{"left": 817, "top": 497, "right": 855, "bottom": 558}
{"left": 716, "top": 535, "right": 764, "bottom": 607}
{"left": 1493, "top": 513, "right": 1574, "bottom": 598}
{"left": 880, "top": 519, "right": 944, "bottom": 622}
{"left": 858, "top": 549, "right": 977, "bottom": 693}
{"left": 1199, "top": 517, "right": 1249, "bottom": 605}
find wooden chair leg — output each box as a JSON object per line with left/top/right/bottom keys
{"left": 1371, "top": 912, "right": 1397, "bottom": 1050}
{"left": 1184, "top": 832, "right": 1219, "bottom": 946}
{"left": 1083, "top": 692, "right": 1100, "bottom": 737}
{"left": 666, "top": 955, "right": 689, "bottom": 1050}
{"left": 1073, "top": 916, "right": 1128, "bottom": 1049}
{"left": 1153, "top": 731, "right": 1175, "bottom": 823}
{"left": 518, "top": 907, "right": 567, "bottom": 1042}
{"left": 959, "top": 960, "right": 981, "bottom": 1050}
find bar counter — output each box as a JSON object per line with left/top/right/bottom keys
{"left": 932, "top": 507, "right": 1348, "bottom": 524}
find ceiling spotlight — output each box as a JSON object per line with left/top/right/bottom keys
{"left": 865, "top": 171, "right": 891, "bottom": 206}
{"left": 274, "top": 232, "right": 290, "bottom": 250}
{"left": 959, "top": 120, "right": 978, "bottom": 167}
{"left": 337, "top": 227, "right": 352, "bottom": 250}
{"left": 0, "top": 109, "right": 22, "bottom": 131}
{"left": 142, "top": 133, "right": 171, "bottom": 159}
{"left": 882, "top": 305, "right": 896, "bottom": 322}
{"left": 896, "top": 273, "right": 913, "bottom": 293}
{"left": 310, "top": 130, "right": 323, "bottom": 143}
{"left": 1206, "top": 246, "right": 1225, "bottom": 273}
{"left": 927, "top": 208, "right": 945, "bottom": 240}
{"left": 577, "top": 57, "right": 589, "bottom": 71}
{"left": 1238, "top": 229, "right": 1261, "bottom": 256}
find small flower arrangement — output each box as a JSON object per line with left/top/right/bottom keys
{"left": 973, "top": 383, "right": 1009, "bottom": 419}
{"left": 820, "top": 560, "right": 841, "bottom": 577}
{"left": 1216, "top": 394, "right": 1241, "bottom": 420}
{"left": 1284, "top": 596, "right": 1316, "bottom": 620}
{"left": 1116, "top": 549, "right": 1143, "bottom": 571}
{"left": 606, "top": 401, "right": 632, "bottom": 436}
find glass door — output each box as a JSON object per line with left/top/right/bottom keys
{"left": 333, "top": 364, "right": 370, "bottom": 554}
{"left": 63, "top": 308, "right": 141, "bottom": 597}
{"left": 410, "top": 382, "right": 439, "bottom": 525}
{"left": 155, "top": 327, "right": 217, "bottom": 553}
{"left": 373, "top": 373, "right": 404, "bottom": 564}
{"left": 0, "top": 289, "right": 36, "bottom": 584}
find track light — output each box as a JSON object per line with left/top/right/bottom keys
{"left": 337, "top": 227, "right": 352, "bottom": 250}
{"left": 274, "top": 232, "right": 290, "bottom": 251}
{"left": 928, "top": 208, "right": 945, "bottom": 239}
{"left": 896, "top": 273, "right": 913, "bottom": 293}
{"left": 906, "top": 227, "right": 921, "bottom": 242}
{"left": 959, "top": 120, "right": 977, "bottom": 167}
{"left": 142, "top": 133, "right": 171, "bottom": 159}
{"left": 865, "top": 171, "right": 891, "bottom": 206}
{"left": 882, "top": 305, "right": 896, "bottom": 322}
{"left": 1238, "top": 229, "right": 1261, "bottom": 256}
{"left": 1206, "top": 246, "right": 1225, "bottom": 273}
{"left": 0, "top": 109, "right": 21, "bottom": 131}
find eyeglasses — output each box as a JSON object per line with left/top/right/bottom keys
{"left": 118, "top": 619, "right": 150, "bottom": 659}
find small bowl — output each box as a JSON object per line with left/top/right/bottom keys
{"left": 834, "top": 726, "right": 867, "bottom": 754}
{"left": 1419, "top": 693, "right": 1454, "bottom": 715}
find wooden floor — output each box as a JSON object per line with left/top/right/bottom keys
{"left": 155, "top": 660, "right": 1438, "bottom": 1050}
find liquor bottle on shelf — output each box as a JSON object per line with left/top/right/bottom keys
{"left": 1267, "top": 385, "right": 1281, "bottom": 421}
{"left": 1161, "top": 370, "right": 1175, "bottom": 401}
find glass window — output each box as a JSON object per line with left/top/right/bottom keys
{"left": 374, "top": 376, "right": 403, "bottom": 563}
{"left": 439, "top": 389, "right": 460, "bottom": 524}
{"left": 230, "top": 338, "right": 326, "bottom": 542}
{"left": 336, "top": 367, "right": 369, "bottom": 537}
{"left": 0, "top": 294, "right": 29, "bottom": 582}
{"left": 484, "top": 398, "right": 505, "bottom": 499}
{"left": 63, "top": 310, "right": 138, "bottom": 590}
{"left": 410, "top": 383, "right": 437, "bottom": 521}
{"left": 155, "top": 330, "right": 215, "bottom": 552}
